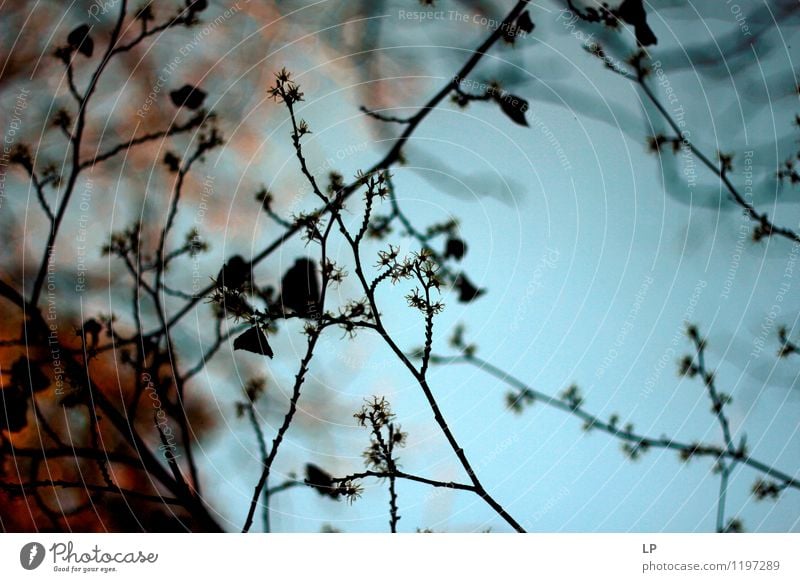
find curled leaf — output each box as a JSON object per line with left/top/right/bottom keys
{"left": 502, "top": 10, "right": 536, "bottom": 43}
{"left": 615, "top": 0, "right": 658, "bottom": 46}
{"left": 495, "top": 93, "right": 529, "bottom": 127}
{"left": 163, "top": 152, "right": 181, "bottom": 173}
{"left": 233, "top": 326, "right": 274, "bottom": 358}
{"left": 78, "top": 318, "right": 103, "bottom": 346}
{"left": 454, "top": 273, "right": 485, "bottom": 302}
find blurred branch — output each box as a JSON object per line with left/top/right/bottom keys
{"left": 147, "top": 124, "right": 224, "bottom": 496}
{"left": 685, "top": 325, "right": 737, "bottom": 533}
{"left": 635, "top": 72, "right": 800, "bottom": 244}
{"left": 777, "top": 326, "right": 799, "bottom": 359}
{"left": 0, "top": 277, "right": 223, "bottom": 530}
{"left": 241, "top": 380, "right": 271, "bottom": 532}
{"left": 0, "top": 479, "right": 184, "bottom": 507}
{"left": 431, "top": 352, "right": 800, "bottom": 492}
{"left": 79, "top": 112, "right": 206, "bottom": 171}
{"left": 1, "top": 443, "right": 153, "bottom": 471}
{"left": 111, "top": 7, "right": 192, "bottom": 55}
{"left": 22, "top": 164, "right": 55, "bottom": 223}
{"left": 181, "top": 320, "right": 245, "bottom": 383}
{"left": 28, "top": 0, "right": 130, "bottom": 307}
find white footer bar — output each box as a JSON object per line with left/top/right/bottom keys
{"left": 1, "top": 534, "right": 797, "bottom": 581}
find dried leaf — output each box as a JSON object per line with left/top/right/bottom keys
{"left": 233, "top": 327, "right": 274, "bottom": 358}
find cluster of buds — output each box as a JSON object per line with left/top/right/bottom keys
{"left": 560, "top": 383, "right": 584, "bottom": 410}
{"left": 268, "top": 68, "right": 304, "bottom": 105}
{"left": 354, "top": 396, "right": 407, "bottom": 472}
{"left": 322, "top": 259, "right": 348, "bottom": 286}
{"left": 102, "top": 222, "right": 142, "bottom": 257}
{"left": 647, "top": 134, "right": 682, "bottom": 154}
{"left": 752, "top": 478, "right": 783, "bottom": 501}
{"left": 777, "top": 326, "right": 798, "bottom": 358}
{"left": 621, "top": 439, "right": 651, "bottom": 461}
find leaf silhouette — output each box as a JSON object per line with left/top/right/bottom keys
{"left": 616, "top": 0, "right": 658, "bottom": 46}
{"left": 305, "top": 463, "right": 338, "bottom": 498}
{"left": 279, "top": 258, "right": 320, "bottom": 317}
{"left": 444, "top": 238, "right": 467, "bottom": 260}
{"left": 170, "top": 85, "right": 206, "bottom": 110}
{"left": 216, "top": 255, "right": 250, "bottom": 291}
{"left": 163, "top": 152, "right": 181, "bottom": 173}
{"left": 233, "top": 326, "right": 274, "bottom": 358}
{"left": 502, "top": 10, "right": 535, "bottom": 43}
{"left": 496, "top": 93, "right": 529, "bottom": 127}
{"left": 454, "top": 273, "right": 486, "bottom": 302}
{"left": 516, "top": 11, "right": 535, "bottom": 34}
{"left": 67, "top": 24, "right": 94, "bottom": 57}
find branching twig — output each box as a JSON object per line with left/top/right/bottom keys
{"left": 331, "top": 470, "right": 473, "bottom": 492}
{"left": 431, "top": 352, "right": 799, "bottom": 493}
{"left": 107, "top": 0, "right": 532, "bottom": 351}
{"left": 632, "top": 62, "right": 800, "bottom": 244}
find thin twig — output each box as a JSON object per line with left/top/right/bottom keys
{"left": 331, "top": 470, "right": 473, "bottom": 492}
{"left": 636, "top": 73, "right": 800, "bottom": 244}
{"left": 360, "top": 106, "right": 413, "bottom": 125}
{"left": 435, "top": 353, "right": 800, "bottom": 491}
